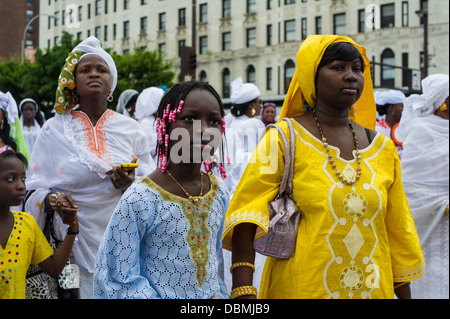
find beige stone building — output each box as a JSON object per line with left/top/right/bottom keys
{"left": 39, "top": 0, "right": 449, "bottom": 104}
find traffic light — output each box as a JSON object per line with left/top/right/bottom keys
{"left": 179, "top": 46, "right": 196, "bottom": 81}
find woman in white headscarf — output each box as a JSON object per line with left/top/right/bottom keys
{"left": 19, "top": 98, "right": 45, "bottom": 154}
{"left": 222, "top": 77, "right": 266, "bottom": 296}
{"left": 398, "top": 73, "right": 449, "bottom": 299}
{"left": 116, "top": 89, "right": 139, "bottom": 119}
{"left": 0, "top": 91, "right": 30, "bottom": 159}
{"left": 24, "top": 36, "right": 155, "bottom": 299}
{"left": 374, "top": 90, "right": 405, "bottom": 158}
{"left": 134, "top": 87, "right": 165, "bottom": 163}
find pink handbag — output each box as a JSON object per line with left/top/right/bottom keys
{"left": 253, "top": 118, "right": 301, "bottom": 259}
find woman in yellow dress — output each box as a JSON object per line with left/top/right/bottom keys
{"left": 222, "top": 35, "right": 425, "bottom": 299}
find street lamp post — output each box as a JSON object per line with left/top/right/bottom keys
{"left": 21, "top": 14, "right": 56, "bottom": 64}
{"left": 415, "top": 10, "right": 428, "bottom": 80}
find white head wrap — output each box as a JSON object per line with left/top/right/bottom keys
{"left": 230, "top": 77, "right": 261, "bottom": 104}
{"left": 116, "top": 89, "right": 139, "bottom": 117}
{"left": 399, "top": 73, "right": 449, "bottom": 129}
{"left": 75, "top": 36, "right": 118, "bottom": 92}
{"left": 0, "top": 91, "right": 19, "bottom": 124}
{"left": 134, "top": 87, "right": 165, "bottom": 121}
{"left": 375, "top": 90, "right": 405, "bottom": 105}
{"left": 19, "top": 98, "right": 39, "bottom": 113}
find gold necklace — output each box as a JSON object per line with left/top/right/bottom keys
{"left": 166, "top": 169, "right": 204, "bottom": 205}
{"left": 312, "top": 109, "right": 361, "bottom": 185}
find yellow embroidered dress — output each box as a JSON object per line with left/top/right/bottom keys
{"left": 223, "top": 120, "right": 425, "bottom": 299}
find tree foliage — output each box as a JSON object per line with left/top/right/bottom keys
{"left": 0, "top": 32, "right": 176, "bottom": 118}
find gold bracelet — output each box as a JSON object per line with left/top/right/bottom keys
{"left": 394, "top": 282, "right": 410, "bottom": 289}
{"left": 230, "top": 286, "right": 258, "bottom": 299}
{"left": 229, "top": 262, "right": 255, "bottom": 273}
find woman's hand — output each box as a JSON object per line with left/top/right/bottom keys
{"left": 54, "top": 193, "right": 79, "bottom": 227}
{"left": 110, "top": 155, "right": 138, "bottom": 192}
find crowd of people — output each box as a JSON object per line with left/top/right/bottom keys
{"left": 0, "top": 34, "right": 448, "bottom": 300}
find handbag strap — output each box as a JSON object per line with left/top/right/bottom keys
{"left": 266, "top": 118, "right": 295, "bottom": 196}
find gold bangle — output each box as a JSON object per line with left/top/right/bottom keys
{"left": 230, "top": 286, "right": 258, "bottom": 299}
{"left": 394, "top": 282, "right": 410, "bottom": 289}
{"left": 230, "top": 262, "right": 255, "bottom": 273}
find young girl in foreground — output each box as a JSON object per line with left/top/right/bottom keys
{"left": 0, "top": 150, "right": 78, "bottom": 299}
{"left": 94, "top": 81, "right": 229, "bottom": 299}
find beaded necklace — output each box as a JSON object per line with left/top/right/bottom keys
{"left": 312, "top": 109, "right": 362, "bottom": 185}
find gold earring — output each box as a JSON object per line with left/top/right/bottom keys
{"left": 251, "top": 108, "right": 256, "bottom": 116}
{"left": 0, "top": 119, "right": 3, "bottom": 130}
{"left": 439, "top": 103, "right": 448, "bottom": 111}
{"left": 107, "top": 93, "right": 114, "bottom": 102}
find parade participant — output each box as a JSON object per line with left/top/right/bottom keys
{"left": 94, "top": 81, "right": 228, "bottom": 299}
{"left": 261, "top": 103, "right": 277, "bottom": 127}
{"left": 19, "top": 98, "right": 45, "bottom": 154}
{"left": 24, "top": 36, "right": 155, "bottom": 299}
{"left": 374, "top": 90, "right": 405, "bottom": 157}
{"left": 223, "top": 35, "right": 424, "bottom": 299}
{"left": 134, "top": 87, "right": 166, "bottom": 163}
{"left": 398, "top": 73, "right": 449, "bottom": 299}
{"left": 0, "top": 150, "right": 78, "bottom": 299}
{"left": 0, "top": 91, "right": 30, "bottom": 160}
{"left": 116, "top": 89, "right": 139, "bottom": 119}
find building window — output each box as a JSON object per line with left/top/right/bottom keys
{"left": 247, "top": 65, "right": 256, "bottom": 84}
{"left": 284, "top": 59, "right": 295, "bottom": 93}
{"left": 141, "top": 17, "right": 147, "bottom": 32}
{"left": 95, "top": 26, "right": 101, "bottom": 39}
{"left": 381, "top": 48, "right": 395, "bottom": 87}
{"left": 315, "top": 16, "right": 322, "bottom": 34}
{"left": 247, "top": 0, "right": 256, "bottom": 13}
{"left": 267, "top": 0, "right": 273, "bottom": 10}
{"left": 124, "top": 0, "right": 130, "bottom": 10}
{"left": 266, "top": 67, "right": 273, "bottom": 91}
{"left": 158, "top": 43, "right": 166, "bottom": 55}
{"left": 199, "top": 36, "right": 208, "bottom": 54}
{"left": 223, "top": 0, "right": 231, "bottom": 18}
{"left": 200, "top": 3, "right": 208, "bottom": 22}
{"left": 284, "top": 20, "right": 295, "bottom": 42}
{"left": 104, "top": 0, "right": 108, "bottom": 14}
{"left": 95, "top": 0, "right": 101, "bottom": 15}
{"left": 402, "top": 52, "right": 409, "bottom": 87}
{"left": 54, "top": 11, "right": 59, "bottom": 26}
{"left": 301, "top": 18, "right": 307, "bottom": 40}
{"left": 179, "top": 8, "right": 186, "bottom": 26}
{"left": 267, "top": 24, "right": 273, "bottom": 45}
{"left": 285, "top": 0, "right": 296, "bottom": 4}
{"left": 178, "top": 39, "right": 186, "bottom": 55}
{"left": 141, "top": 0, "right": 148, "bottom": 4}
{"left": 222, "top": 32, "right": 231, "bottom": 51}
{"left": 123, "top": 20, "right": 130, "bottom": 38}
{"left": 200, "top": 71, "right": 207, "bottom": 82}
{"left": 159, "top": 13, "right": 166, "bottom": 30}
{"left": 88, "top": 4, "right": 91, "bottom": 19}
{"left": 333, "top": 13, "right": 346, "bottom": 35}
{"left": 104, "top": 25, "right": 108, "bottom": 42}
{"left": 247, "top": 28, "right": 256, "bottom": 47}
{"left": 222, "top": 68, "right": 231, "bottom": 98}
{"left": 402, "top": 1, "right": 409, "bottom": 27}
{"left": 381, "top": 3, "right": 395, "bottom": 28}
{"left": 78, "top": 6, "right": 82, "bottom": 22}
{"left": 359, "top": 9, "right": 368, "bottom": 33}
{"left": 113, "top": 23, "right": 116, "bottom": 40}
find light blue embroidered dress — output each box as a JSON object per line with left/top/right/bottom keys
{"left": 94, "top": 174, "right": 229, "bottom": 299}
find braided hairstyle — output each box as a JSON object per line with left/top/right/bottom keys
{"left": 155, "top": 81, "right": 228, "bottom": 178}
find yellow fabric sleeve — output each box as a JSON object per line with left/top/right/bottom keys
{"left": 222, "top": 121, "right": 289, "bottom": 250}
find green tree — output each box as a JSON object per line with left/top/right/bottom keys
{"left": 112, "top": 48, "right": 176, "bottom": 105}
{"left": 0, "top": 32, "right": 176, "bottom": 118}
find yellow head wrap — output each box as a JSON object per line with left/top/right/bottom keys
{"left": 279, "top": 35, "right": 376, "bottom": 129}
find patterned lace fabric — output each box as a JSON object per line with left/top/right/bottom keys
{"left": 94, "top": 174, "right": 229, "bottom": 299}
